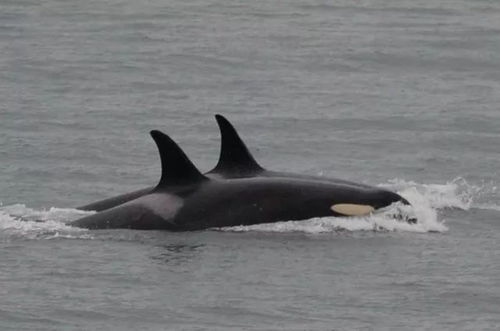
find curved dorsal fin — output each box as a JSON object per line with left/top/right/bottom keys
{"left": 211, "top": 114, "right": 264, "bottom": 175}
{"left": 150, "top": 130, "right": 208, "bottom": 189}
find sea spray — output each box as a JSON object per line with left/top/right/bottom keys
{"left": 0, "top": 204, "right": 93, "bottom": 240}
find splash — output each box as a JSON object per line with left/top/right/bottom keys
{"left": 469, "top": 181, "right": 498, "bottom": 212}
{"left": 221, "top": 205, "right": 445, "bottom": 234}
{"left": 222, "top": 177, "right": 486, "bottom": 234}
{"left": 380, "top": 177, "right": 480, "bottom": 210}
{"left": 0, "top": 204, "right": 94, "bottom": 241}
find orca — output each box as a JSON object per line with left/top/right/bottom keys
{"left": 71, "top": 130, "right": 413, "bottom": 231}
{"left": 208, "top": 115, "right": 375, "bottom": 188}
{"left": 77, "top": 115, "right": 384, "bottom": 212}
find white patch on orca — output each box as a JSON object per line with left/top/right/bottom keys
{"left": 331, "top": 203, "right": 375, "bottom": 216}
{"left": 126, "top": 193, "right": 183, "bottom": 219}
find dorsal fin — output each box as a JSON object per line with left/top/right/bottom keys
{"left": 150, "top": 130, "right": 208, "bottom": 189}
{"left": 211, "top": 114, "right": 264, "bottom": 175}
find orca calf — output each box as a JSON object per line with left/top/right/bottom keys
{"left": 77, "top": 115, "right": 381, "bottom": 212}
{"left": 71, "top": 130, "right": 413, "bottom": 231}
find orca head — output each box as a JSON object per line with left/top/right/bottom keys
{"left": 244, "top": 179, "right": 416, "bottom": 224}
{"left": 282, "top": 182, "right": 414, "bottom": 223}
{"left": 370, "top": 189, "right": 411, "bottom": 209}
{"left": 375, "top": 190, "right": 417, "bottom": 224}
{"left": 329, "top": 188, "right": 415, "bottom": 223}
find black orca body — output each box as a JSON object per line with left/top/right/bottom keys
{"left": 77, "top": 187, "right": 153, "bottom": 213}
{"left": 71, "top": 131, "right": 412, "bottom": 231}
{"left": 77, "top": 115, "right": 379, "bottom": 212}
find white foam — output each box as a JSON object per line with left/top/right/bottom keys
{"left": 475, "top": 203, "right": 500, "bottom": 212}
{"left": 0, "top": 204, "right": 94, "bottom": 240}
{"left": 379, "top": 177, "right": 480, "bottom": 210}
{"left": 221, "top": 205, "right": 446, "bottom": 234}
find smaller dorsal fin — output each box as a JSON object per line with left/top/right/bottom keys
{"left": 150, "top": 130, "right": 208, "bottom": 189}
{"left": 211, "top": 114, "right": 264, "bottom": 175}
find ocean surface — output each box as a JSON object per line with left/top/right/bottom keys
{"left": 1, "top": 0, "right": 499, "bottom": 330}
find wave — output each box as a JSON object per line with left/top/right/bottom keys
{"left": 474, "top": 203, "right": 500, "bottom": 212}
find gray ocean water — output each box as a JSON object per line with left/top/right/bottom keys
{"left": 1, "top": 0, "right": 500, "bottom": 330}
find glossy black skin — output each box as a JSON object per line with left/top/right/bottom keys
{"left": 76, "top": 171, "right": 380, "bottom": 212}
{"left": 77, "top": 187, "right": 153, "bottom": 212}
{"left": 71, "top": 176, "right": 406, "bottom": 231}
{"left": 173, "top": 178, "right": 406, "bottom": 231}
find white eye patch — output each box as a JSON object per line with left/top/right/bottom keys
{"left": 331, "top": 204, "right": 375, "bottom": 216}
